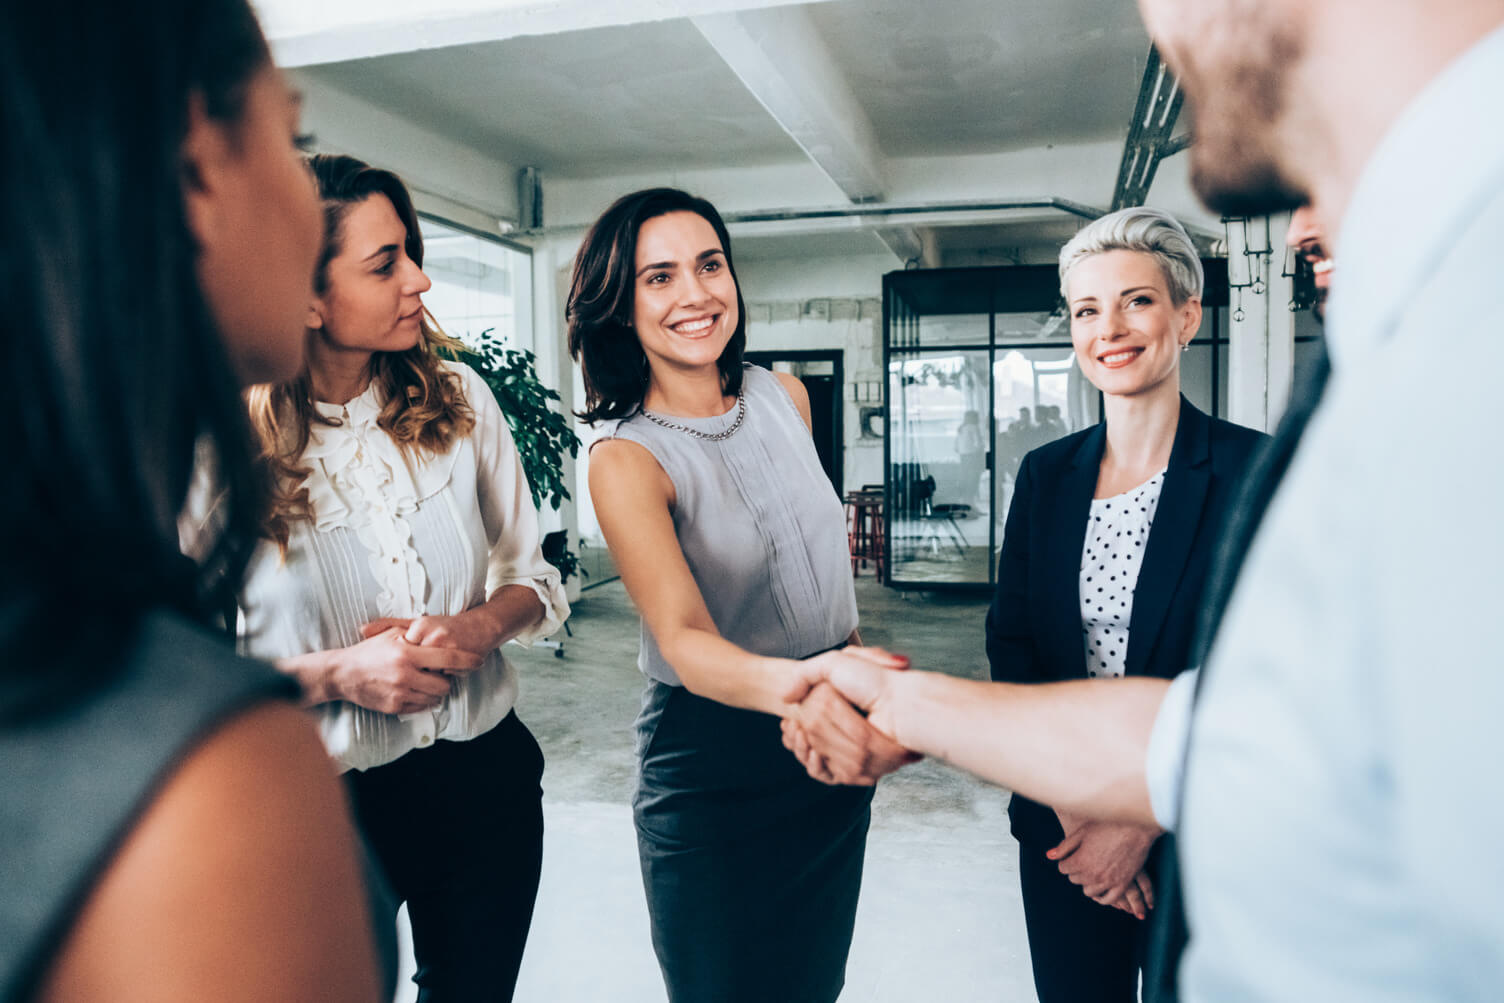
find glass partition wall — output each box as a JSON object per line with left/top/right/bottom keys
{"left": 883, "top": 261, "right": 1229, "bottom": 592}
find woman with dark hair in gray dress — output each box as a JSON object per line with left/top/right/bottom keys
{"left": 569, "top": 187, "right": 915, "bottom": 1003}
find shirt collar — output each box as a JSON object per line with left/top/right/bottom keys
{"left": 1327, "top": 22, "right": 1504, "bottom": 372}
{"left": 312, "top": 379, "right": 383, "bottom": 426}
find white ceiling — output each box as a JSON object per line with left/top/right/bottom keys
{"left": 805, "top": 0, "right": 1148, "bottom": 156}
{"left": 303, "top": 19, "right": 805, "bottom": 176}
{"left": 284, "top": 0, "right": 1194, "bottom": 267}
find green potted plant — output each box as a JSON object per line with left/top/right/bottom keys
{"left": 440, "top": 330, "right": 582, "bottom": 583}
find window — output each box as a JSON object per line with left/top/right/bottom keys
{"left": 417, "top": 216, "right": 532, "bottom": 353}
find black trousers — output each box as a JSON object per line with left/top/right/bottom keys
{"left": 346, "top": 711, "right": 545, "bottom": 1003}
{"left": 634, "top": 681, "right": 874, "bottom": 1003}
{"left": 1017, "top": 837, "right": 1155, "bottom": 1003}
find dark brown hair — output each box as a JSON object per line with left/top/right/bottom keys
{"left": 1, "top": 0, "right": 273, "bottom": 715}
{"left": 246, "top": 154, "right": 473, "bottom": 550}
{"left": 567, "top": 188, "right": 747, "bottom": 423}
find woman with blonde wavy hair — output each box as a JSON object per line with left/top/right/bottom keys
{"left": 237, "top": 153, "right": 568, "bottom": 1001}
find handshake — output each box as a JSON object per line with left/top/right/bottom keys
{"left": 778, "top": 646, "right": 922, "bottom": 787}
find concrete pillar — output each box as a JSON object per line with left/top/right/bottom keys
{"left": 529, "top": 237, "right": 583, "bottom": 603}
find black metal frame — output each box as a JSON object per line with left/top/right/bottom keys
{"left": 882, "top": 261, "right": 1231, "bottom": 594}
{"left": 744, "top": 348, "right": 846, "bottom": 497}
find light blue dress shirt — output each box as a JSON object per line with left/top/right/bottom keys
{"left": 1145, "top": 23, "right": 1504, "bottom": 1000}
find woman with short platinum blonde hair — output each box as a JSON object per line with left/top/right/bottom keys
{"left": 983, "top": 205, "right": 1266, "bottom": 1002}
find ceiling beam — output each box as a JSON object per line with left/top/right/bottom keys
{"left": 691, "top": 7, "right": 923, "bottom": 264}
{"left": 256, "top": 0, "right": 828, "bottom": 68}
{"left": 1111, "top": 45, "right": 1187, "bottom": 211}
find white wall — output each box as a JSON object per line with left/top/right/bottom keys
{"left": 291, "top": 70, "right": 521, "bottom": 226}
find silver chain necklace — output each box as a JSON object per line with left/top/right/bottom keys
{"left": 641, "top": 390, "right": 747, "bottom": 442}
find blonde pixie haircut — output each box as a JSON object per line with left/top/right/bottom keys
{"left": 1058, "top": 206, "right": 1204, "bottom": 305}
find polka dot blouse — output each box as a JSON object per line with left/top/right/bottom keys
{"left": 1079, "top": 470, "right": 1166, "bottom": 678}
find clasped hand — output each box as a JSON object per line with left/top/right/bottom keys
{"left": 1048, "top": 818, "right": 1158, "bottom": 919}
{"left": 778, "top": 647, "right": 920, "bottom": 787}
{"left": 325, "top": 613, "right": 499, "bottom": 716}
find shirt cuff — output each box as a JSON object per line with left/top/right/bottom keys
{"left": 1146, "top": 667, "right": 1198, "bottom": 832}
{"left": 496, "top": 574, "right": 570, "bottom": 647}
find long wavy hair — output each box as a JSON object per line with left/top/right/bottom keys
{"left": 0, "top": 0, "right": 273, "bottom": 717}
{"left": 567, "top": 188, "right": 747, "bottom": 423}
{"left": 246, "top": 154, "right": 473, "bottom": 550}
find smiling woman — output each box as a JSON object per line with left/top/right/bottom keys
{"left": 568, "top": 188, "right": 917, "bottom": 1003}
{"left": 984, "top": 207, "right": 1267, "bottom": 1003}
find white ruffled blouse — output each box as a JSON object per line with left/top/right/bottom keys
{"left": 236, "top": 360, "right": 568, "bottom": 772}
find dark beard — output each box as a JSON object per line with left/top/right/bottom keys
{"left": 1192, "top": 155, "right": 1307, "bottom": 217}
{"left": 1179, "top": 21, "right": 1308, "bottom": 218}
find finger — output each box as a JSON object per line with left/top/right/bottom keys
{"left": 811, "top": 684, "right": 875, "bottom": 746}
{"left": 403, "top": 670, "right": 454, "bottom": 699}
{"left": 1121, "top": 886, "right": 1146, "bottom": 920}
{"left": 1136, "top": 872, "right": 1155, "bottom": 911}
{"left": 395, "top": 687, "right": 445, "bottom": 714}
{"left": 808, "top": 752, "right": 837, "bottom": 786}
{"left": 821, "top": 660, "right": 887, "bottom": 716}
{"left": 799, "top": 685, "right": 869, "bottom": 751}
{"left": 1047, "top": 828, "right": 1086, "bottom": 861}
{"left": 800, "top": 690, "right": 875, "bottom": 781}
{"left": 841, "top": 646, "right": 911, "bottom": 670}
{"left": 361, "top": 618, "right": 409, "bottom": 638}
{"left": 782, "top": 721, "right": 812, "bottom": 761}
{"left": 408, "top": 645, "right": 485, "bottom": 672}
{"left": 404, "top": 617, "right": 444, "bottom": 645}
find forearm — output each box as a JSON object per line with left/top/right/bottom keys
{"left": 470, "top": 584, "right": 547, "bottom": 649}
{"left": 660, "top": 628, "right": 796, "bottom": 718}
{"left": 890, "top": 673, "right": 1168, "bottom": 826}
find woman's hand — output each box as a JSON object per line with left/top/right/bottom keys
{"left": 319, "top": 628, "right": 483, "bottom": 715}
{"left": 361, "top": 609, "right": 504, "bottom": 660}
{"left": 1047, "top": 820, "right": 1159, "bottom": 919}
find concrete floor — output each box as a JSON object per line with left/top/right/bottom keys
{"left": 395, "top": 577, "right": 1038, "bottom": 1002}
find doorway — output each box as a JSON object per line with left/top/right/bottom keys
{"left": 745, "top": 350, "right": 844, "bottom": 496}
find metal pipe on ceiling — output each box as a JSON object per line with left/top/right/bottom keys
{"left": 516, "top": 196, "right": 1108, "bottom": 238}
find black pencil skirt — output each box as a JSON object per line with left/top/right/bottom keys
{"left": 633, "top": 679, "right": 875, "bottom": 1003}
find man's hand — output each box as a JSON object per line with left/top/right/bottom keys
{"left": 780, "top": 681, "right": 920, "bottom": 785}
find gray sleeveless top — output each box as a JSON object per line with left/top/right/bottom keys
{"left": 0, "top": 612, "right": 394, "bottom": 1000}
{"left": 601, "top": 364, "right": 858, "bottom": 685}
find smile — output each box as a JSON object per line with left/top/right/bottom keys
{"left": 670, "top": 315, "right": 718, "bottom": 336}
{"left": 1099, "top": 348, "right": 1143, "bottom": 368}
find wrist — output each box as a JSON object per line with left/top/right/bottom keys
{"left": 278, "top": 650, "right": 337, "bottom": 705}
{"left": 471, "top": 598, "right": 520, "bottom": 651}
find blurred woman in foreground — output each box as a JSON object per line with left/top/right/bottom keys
{"left": 0, "top": 1, "right": 381, "bottom": 1000}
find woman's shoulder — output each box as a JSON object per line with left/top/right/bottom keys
{"left": 436, "top": 356, "right": 488, "bottom": 405}
{"left": 1203, "top": 411, "right": 1271, "bottom": 463}
{"left": 0, "top": 610, "right": 315, "bottom": 1001}
{"left": 34, "top": 692, "right": 380, "bottom": 1002}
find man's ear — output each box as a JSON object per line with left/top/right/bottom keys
{"left": 180, "top": 91, "right": 234, "bottom": 249}
{"left": 305, "top": 300, "right": 324, "bottom": 330}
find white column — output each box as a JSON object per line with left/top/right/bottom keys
{"left": 1223, "top": 215, "right": 1295, "bottom": 432}
{"left": 529, "top": 238, "right": 583, "bottom": 603}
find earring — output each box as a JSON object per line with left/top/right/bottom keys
{"left": 1181, "top": 343, "right": 1190, "bottom": 353}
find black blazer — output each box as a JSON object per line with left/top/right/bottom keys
{"left": 986, "top": 396, "right": 1266, "bottom": 846}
